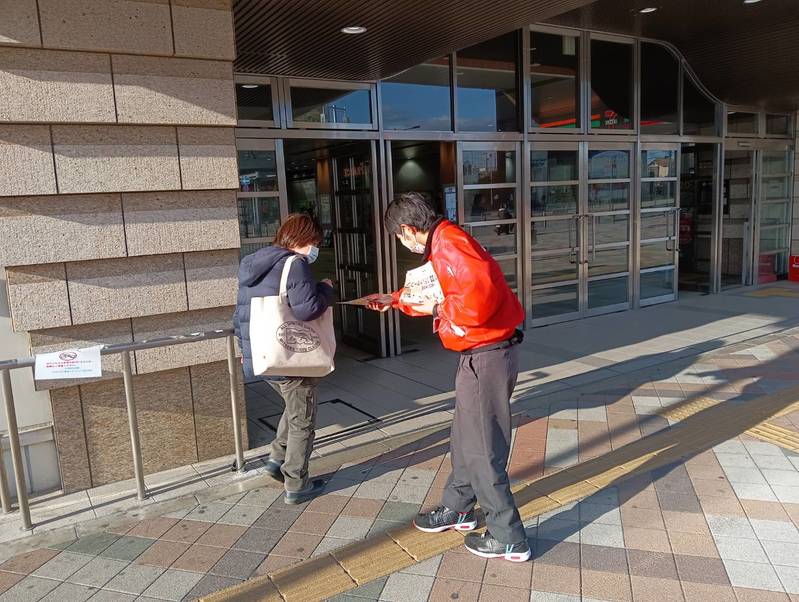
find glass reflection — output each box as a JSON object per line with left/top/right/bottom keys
{"left": 641, "top": 182, "right": 677, "bottom": 208}
{"left": 463, "top": 150, "right": 516, "bottom": 185}
{"left": 457, "top": 32, "right": 519, "bottom": 132}
{"left": 238, "top": 197, "right": 280, "bottom": 240}
{"left": 683, "top": 74, "right": 717, "bottom": 135}
{"left": 530, "top": 31, "right": 579, "bottom": 129}
{"left": 532, "top": 254, "right": 578, "bottom": 286}
{"left": 238, "top": 150, "right": 277, "bottom": 192}
{"left": 588, "top": 183, "right": 629, "bottom": 212}
{"left": 727, "top": 112, "right": 758, "bottom": 135}
{"left": 588, "top": 150, "right": 630, "bottom": 179}
{"left": 531, "top": 285, "right": 579, "bottom": 319}
{"left": 466, "top": 189, "right": 516, "bottom": 223}
{"left": 641, "top": 270, "right": 674, "bottom": 299}
{"left": 291, "top": 86, "right": 371, "bottom": 124}
{"left": 382, "top": 58, "right": 452, "bottom": 131}
{"left": 532, "top": 219, "right": 576, "bottom": 252}
{"left": 532, "top": 185, "right": 578, "bottom": 216}
{"left": 640, "top": 43, "right": 679, "bottom": 134}
{"left": 588, "top": 276, "right": 628, "bottom": 308}
{"left": 590, "top": 39, "right": 633, "bottom": 130}
{"left": 531, "top": 150, "right": 578, "bottom": 181}
{"left": 236, "top": 83, "right": 274, "bottom": 122}
{"left": 642, "top": 150, "right": 676, "bottom": 178}
{"left": 640, "top": 241, "right": 673, "bottom": 269}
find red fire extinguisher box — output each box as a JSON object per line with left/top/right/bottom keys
{"left": 790, "top": 256, "right": 799, "bottom": 282}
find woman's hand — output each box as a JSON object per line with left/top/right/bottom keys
{"left": 365, "top": 294, "right": 393, "bottom": 313}
{"left": 321, "top": 278, "right": 334, "bottom": 287}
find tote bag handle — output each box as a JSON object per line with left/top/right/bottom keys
{"left": 279, "top": 255, "right": 297, "bottom": 297}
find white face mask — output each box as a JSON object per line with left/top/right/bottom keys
{"left": 306, "top": 245, "right": 320, "bottom": 264}
{"left": 401, "top": 230, "right": 425, "bottom": 254}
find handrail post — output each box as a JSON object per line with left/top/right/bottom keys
{"left": 0, "top": 369, "right": 32, "bottom": 530}
{"left": 226, "top": 335, "right": 245, "bottom": 472}
{"left": 0, "top": 397, "right": 11, "bottom": 515}
{"left": 121, "top": 351, "right": 147, "bottom": 501}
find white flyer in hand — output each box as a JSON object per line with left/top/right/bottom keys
{"left": 35, "top": 345, "right": 103, "bottom": 380}
{"left": 400, "top": 262, "right": 445, "bottom": 305}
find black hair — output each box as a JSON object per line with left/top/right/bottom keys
{"left": 384, "top": 192, "right": 437, "bottom": 236}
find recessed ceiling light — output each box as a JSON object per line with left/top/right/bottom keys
{"left": 241, "top": 84, "right": 259, "bottom": 89}
{"left": 341, "top": 25, "right": 367, "bottom": 34}
{"left": 639, "top": 7, "right": 658, "bottom": 13}
{"left": 743, "top": 0, "right": 762, "bottom": 3}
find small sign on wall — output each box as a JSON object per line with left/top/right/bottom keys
{"left": 34, "top": 345, "right": 103, "bottom": 380}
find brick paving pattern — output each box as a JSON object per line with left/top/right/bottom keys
{"left": 2, "top": 324, "right": 799, "bottom": 600}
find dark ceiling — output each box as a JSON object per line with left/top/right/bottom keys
{"left": 233, "top": 0, "right": 799, "bottom": 112}
{"left": 547, "top": 0, "right": 799, "bottom": 111}
{"left": 233, "top": 0, "right": 596, "bottom": 79}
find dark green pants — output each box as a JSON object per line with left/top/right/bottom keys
{"left": 267, "top": 378, "right": 318, "bottom": 492}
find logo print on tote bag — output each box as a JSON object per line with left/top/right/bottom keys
{"left": 277, "top": 321, "right": 321, "bottom": 353}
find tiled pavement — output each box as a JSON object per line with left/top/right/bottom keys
{"left": 2, "top": 293, "right": 799, "bottom": 600}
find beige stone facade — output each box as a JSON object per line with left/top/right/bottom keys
{"left": 0, "top": 0, "right": 244, "bottom": 493}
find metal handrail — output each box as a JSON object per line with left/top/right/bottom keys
{"left": 0, "top": 329, "right": 245, "bottom": 532}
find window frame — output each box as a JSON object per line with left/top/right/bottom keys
{"left": 283, "top": 78, "right": 378, "bottom": 131}
{"left": 235, "top": 74, "right": 281, "bottom": 128}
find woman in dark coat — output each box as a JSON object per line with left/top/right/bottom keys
{"left": 234, "top": 213, "right": 334, "bottom": 504}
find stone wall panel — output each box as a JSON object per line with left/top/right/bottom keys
{"left": 190, "top": 360, "right": 247, "bottom": 462}
{"left": 80, "top": 367, "right": 198, "bottom": 485}
{"left": 38, "top": 0, "right": 173, "bottom": 56}
{"left": 171, "top": 0, "right": 235, "bottom": 61}
{"left": 52, "top": 125, "right": 181, "bottom": 194}
{"left": 132, "top": 306, "right": 231, "bottom": 373}
{"left": 49, "top": 388, "right": 92, "bottom": 493}
{"left": 184, "top": 249, "right": 239, "bottom": 310}
{"left": 0, "top": 126, "right": 56, "bottom": 197}
{"left": 66, "top": 254, "right": 188, "bottom": 324}
{"left": 112, "top": 55, "right": 235, "bottom": 125}
{"left": 0, "top": 48, "right": 115, "bottom": 123}
{"left": 0, "top": 0, "right": 41, "bottom": 47}
{"left": 122, "top": 190, "right": 239, "bottom": 256}
{"left": 6, "top": 263, "right": 71, "bottom": 331}
{"left": 177, "top": 127, "right": 238, "bottom": 190}
{"left": 0, "top": 194, "right": 125, "bottom": 266}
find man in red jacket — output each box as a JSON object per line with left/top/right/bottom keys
{"left": 367, "top": 192, "right": 530, "bottom": 562}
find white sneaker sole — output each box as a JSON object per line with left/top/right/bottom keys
{"left": 413, "top": 520, "right": 478, "bottom": 533}
{"left": 464, "top": 546, "right": 532, "bottom": 562}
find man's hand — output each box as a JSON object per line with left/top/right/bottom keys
{"left": 365, "top": 294, "right": 393, "bottom": 313}
{"left": 408, "top": 298, "right": 436, "bottom": 316}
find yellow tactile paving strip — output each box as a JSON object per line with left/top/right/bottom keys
{"left": 746, "top": 287, "right": 799, "bottom": 298}
{"left": 202, "top": 383, "right": 799, "bottom": 602}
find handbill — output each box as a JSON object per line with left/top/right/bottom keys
{"left": 34, "top": 345, "right": 103, "bottom": 380}
{"left": 399, "top": 262, "right": 444, "bottom": 305}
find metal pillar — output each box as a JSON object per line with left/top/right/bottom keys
{"left": 226, "top": 335, "right": 246, "bottom": 472}
{"left": 121, "top": 351, "right": 147, "bottom": 501}
{"left": 0, "top": 400, "right": 11, "bottom": 514}
{"left": 0, "top": 370, "right": 32, "bottom": 530}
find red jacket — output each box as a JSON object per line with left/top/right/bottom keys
{"left": 392, "top": 220, "right": 524, "bottom": 352}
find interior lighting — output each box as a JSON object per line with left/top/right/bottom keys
{"left": 341, "top": 26, "right": 367, "bottom": 34}
{"left": 241, "top": 84, "right": 259, "bottom": 89}
{"left": 743, "top": 0, "right": 762, "bottom": 4}
{"left": 639, "top": 7, "right": 658, "bottom": 13}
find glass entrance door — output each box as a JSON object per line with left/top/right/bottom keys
{"left": 529, "top": 144, "right": 582, "bottom": 324}
{"left": 679, "top": 143, "right": 717, "bottom": 293}
{"left": 585, "top": 145, "right": 633, "bottom": 314}
{"left": 639, "top": 145, "right": 680, "bottom": 305}
{"left": 459, "top": 142, "right": 521, "bottom": 293}
{"left": 528, "top": 142, "right": 632, "bottom": 324}
{"left": 283, "top": 139, "right": 385, "bottom": 356}
{"left": 721, "top": 149, "right": 756, "bottom": 288}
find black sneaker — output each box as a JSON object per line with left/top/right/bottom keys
{"left": 263, "top": 459, "right": 284, "bottom": 482}
{"left": 284, "top": 479, "right": 325, "bottom": 505}
{"left": 464, "top": 531, "right": 531, "bottom": 562}
{"left": 413, "top": 506, "right": 477, "bottom": 533}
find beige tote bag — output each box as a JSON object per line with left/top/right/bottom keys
{"left": 250, "top": 255, "right": 336, "bottom": 377}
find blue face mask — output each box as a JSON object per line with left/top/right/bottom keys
{"left": 306, "top": 245, "right": 320, "bottom": 264}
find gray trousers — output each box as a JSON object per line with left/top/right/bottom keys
{"left": 267, "top": 378, "right": 317, "bottom": 492}
{"left": 441, "top": 345, "right": 526, "bottom": 545}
